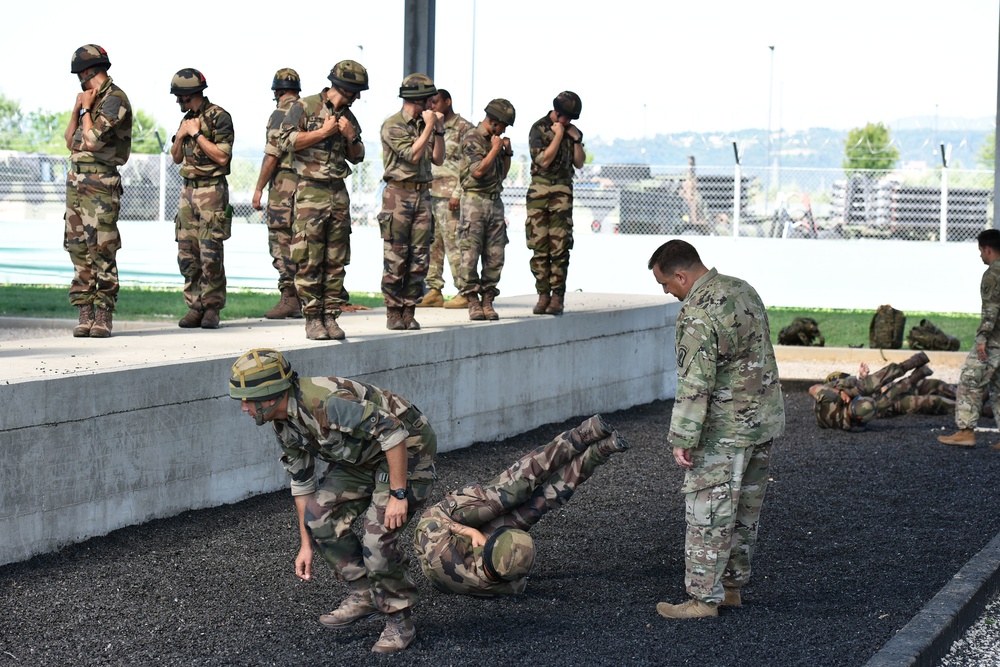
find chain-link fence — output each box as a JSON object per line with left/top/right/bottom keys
{"left": 0, "top": 151, "right": 993, "bottom": 243}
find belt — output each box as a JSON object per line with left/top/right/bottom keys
{"left": 531, "top": 176, "right": 573, "bottom": 186}
{"left": 183, "top": 176, "right": 226, "bottom": 188}
{"left": 386, "top": 180, "right": 430, "bottom": 191}
{"left": 299, "top": 176, "right": 346, "bottom": 190}
{"left": 464, "top": 191, "right": 500, "bottom": 200}
{"left": 72, "top": 163, "right": 116, "bottom": 174}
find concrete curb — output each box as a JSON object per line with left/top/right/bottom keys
{"left": 864, "top": 530, "right": 1000, "bottom": 666}
{"left": 0, "top": 316, "right": 175, "bottom": 332}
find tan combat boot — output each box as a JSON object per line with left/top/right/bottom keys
{"left": 656, "top": 599, "right": 719, "bottom": 619}
{"left": 533, "top": 292, "right": 550, "bottom": 315}
{"left": 305, "top": 316, "right": 330, "bottom": 340}
{"left": 402, "top": 306, "right": 420, "bottom": 330}
{"left": 468, "top": 294, "right": 486, "bottom": 321}
{"left": 416, "top": 288, "right": 444, "bottom": 308}
{"left": 900, "top": 351, "right": 930, "bottom": 372}
{"left": 481, "top": 293, "right": 500, "bottom": 321}
{"left": 721, "top": 586, "right": 742, "bottom": 608}
{"left": 90, "top": 307, "right": 113, "bottom": 338}
{"left": 319, "top": 589, "right": 380, "bottom": 628}
{"left": 443, "top": 293, "right": 469, "bottom": 309}
{"left": 323, "top": 314, "right": 346, "bottom": 341}
{"left": 371, "top": 610, "right": 416, "bottom": 654}
{"left": 73, "top": 304, "right": 94, "bottom": 338}
{"left": 386, "top": 307, "right": 406, "bottom": 331}
{"left": 178, "top": 308, "right": 203, "bottom": 328}
{"left": 265, "top": 287, "right": 302, "bottom": 319}
{"left": 201, "top": 309, "right": 221, "bottom": 329}
{"left": 545, "top": 291, "right": 565, "bottom": 315}
{"left": 938, "top": 429, "right": 976, "bottom": 447}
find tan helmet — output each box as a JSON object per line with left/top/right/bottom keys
{"left": 482, "top": 527, "right": 534, "bottom": 582}
{"left": 849, "top": 396, "right": 876, "bottom": 426}
{"left": 484, "top": 98, "right": 516, "bottom": 126}
{"left": 71, "top": 44, "right": 111, "bottom": 75}
{"left": 229, "top": 348, "right": 296, "bottom": 401}
{"left": 328, "top": 60, "right": 369, "bottom": 92}
{"left": 399, "top": 73, "right": 437, "bottom": 100}
{"left": 553, "top": 91, "right": 582, "bottom": 120}
{"left": 824, "top": 371, "right": 849, "bottom": 384}
{"left": 170, "top": 68, "right": 208, "bottom": 96}
{"left": 271, "top": 68, "right": 301, "bottom": 92}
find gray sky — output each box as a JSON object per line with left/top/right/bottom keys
{"left": 3, "top": 0, "right": 998, "bottom": 154}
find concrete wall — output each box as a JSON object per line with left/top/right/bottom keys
{"left": 0, "top": 299, "right": 678, "bottom": 566}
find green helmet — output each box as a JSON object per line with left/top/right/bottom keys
{"left": 170, "top": 68, "right": 208, "bottom": 96}
{"left": 328, "top": 60, "right": 369, "bottom": 93}
{"left": 399, "top": 73, "right": 437, "bottom": 100}
{"left": 71, "top": 44, "right": 111, "bottom": 75}
{"left": 849, "top": 396, "right": 876, "bottom": 425}
{"left": 483, "top": 528, "right": 534, "bottom": 582}
{"left": 229, "top": 348, "right": 297, "bottom": 401}
{"left": 484, "top": 98, "right": 516, "bottom": 126}
{"left": 553, "top": 90, "right": 582, "bottom": 120}
{"left": 271, "top": 68, "right": 301, "bottom": 92}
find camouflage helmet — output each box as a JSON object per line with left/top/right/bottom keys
{"left": 170, "top": 68, "right": 208, "bottom": 96}
{"left": 271, "top": 68, "right": 301, "bottom": 92}
{"left": 229, "top": 348, "right": 297, "bottom": 401}
{"left": 482, "top": 527, "right": 534, "bottom": 582}
{"left": 71, "top": 44, "right": 111, "bottom": 74}
{"left": 484, "top": 98, "right": 516, "bottom": 126}
{"left": 328, "top": 60, "right": 369, "bottom": 93}
{"left": 824, "top": 371, "right": 849, "bottom": 384}
{"left": 399, "top": 73, "right": 437, "bottom": 100}
{"left": 553, "top": 91, "right": 582, "bottom": 120}
{"left": 849, "top": 396, "right": 877, "bottom": 425}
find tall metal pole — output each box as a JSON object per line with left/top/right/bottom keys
{"left": 403, "top": 0, "right": 435, "bottom": 78}
{"left": 994, "top": 8, "right": 1000, "bottom": 229}
{"left": 470, "top": 0, "right": 477, "bottom": 118}
{"left": 765, "top": 46, "right": 775, "bottom": 215}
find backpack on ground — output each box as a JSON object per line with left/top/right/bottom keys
{"left": 869, "top": 305, "right": 905, "bottom": 349}
{"left": 907, "top": 318, "right": 960, "bottom": 351}
{"left": 777, "top": 317, "right": 825, "bottom": 346}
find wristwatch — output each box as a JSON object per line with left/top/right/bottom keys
{"left": 389, "top": 488, "right": 407, "bottom": 500}
{"left": 191, "top": 130, "right": 202, "bottom": 140}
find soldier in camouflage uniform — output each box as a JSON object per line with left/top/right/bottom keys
{"left": 228, "top": 348, "right": 436, "bottom": 654}
{"left": 169, "top": 68, "right": 234, "bottom": 330}
{"left": 457, "top": 99, "right": 515, "bottom": 321}
{"left": 278, "top": 61, "right": 368, "bottom": 341}
{"left": 526, "top": 92, "right": 586, "bottom": 316}
{"left": 417, "top": 89, "right": 474, "bottom": 310}
{"left": 413, "top": 415, "right": 627, "bottom": 596}
{"left": 648, "top": 240, "right": 785, "bottom": 619}
{"left": 940, "top": 229, "right": 1000, "bottom": 449}
{"left": 378, "top": 73, "right": 445, "bottom": 331}
{"left": 252, "top": 68, "right": 303, "bottom": 320}
{"left": 63, "top": 45, "right": 132, "bottom": 338}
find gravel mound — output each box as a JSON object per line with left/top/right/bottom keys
{"left": 2, "top": 381, "right": 999, "bottom": 666}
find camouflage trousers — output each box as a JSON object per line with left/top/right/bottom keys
{"left": 525, "top": 181, "right": 574, "bottom": 294}
{"left": 377, "top": 185, "right": 433, "bottom": 308}
{"left": 457, "top": 193, "right": 508, "bottom": 297}
{"left": 425, "top": 196, "right": 462, "bottom": 292}
{"left": 64, "top": 168, "right": 122, "bottom": 310}
{"left": 954, "top": 343, "right": 1000, "bottom": 429}
{"left": 266, "top": 169, "right": 298, "bottom": 291}
{"left": 682, "top": 440, "right": 772, "bottom": 604}
{"left": 291, "top": 178, "right": 351, "bottom": 317}
{"left": 302, "top": 409, "right": 437, "bottom": 614}
{"left": 175, "top": 180, "right": 230, "bottom": 311}
{"left": 883, "top": 393, "right": 955, "bottom": 417}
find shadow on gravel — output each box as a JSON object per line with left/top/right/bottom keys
{"left": 1, "top": 380, "right": 998, "bottom": 666}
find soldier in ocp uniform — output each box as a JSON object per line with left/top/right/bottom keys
{"left": 457, "top": 99, "right": 515, "bottom": 321}
{"left": 229, "top": 349, "right": 437, "bottom": 654}
{"left": 63, "top": 44, "right": 132, "bottom": 338}
{"left": 378, "top": 74, "right": 445, "bottom": 331}
{"left": 169, "top": 68, "right": 234, "bottom": 330}
{"left": 278, "top": 61, "right": 368, "bottom": 341}
{"left": 526, "top": 91, "right": 586, "bottom": 316}
{"left": 252, "top": 68, "right": 303, "bottom": 320}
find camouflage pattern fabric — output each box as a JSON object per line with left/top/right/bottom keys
{"left": 869, "top": 305, "right": 906, "bottom": 350}
{"left": 176, "top": 99, "right": 233, "bottom": 179}
{"left": 174, "top": 181, "right": 230, "bottom": 311}
{"left": 907, "top": 318, "right": 961, "bottom": 351}
{"left": 425, "top": 196, "right": 462, "bottom": 292}
{"left": 953, "top": 258, "right": 1000, "bottom": 430}
{"left": 290, "top": 179, "right": 352, "bottom": 317}
{"left": 429, "top": 113, "right": 474, "bottom": 198}
{"left": 278, "top": 89, "right": 364, "bottom": 181}
{"left": 777, "top": 317, "right": 824, "bottom": 346}
{"left": 380, "top": 108, "right": 435, "bottom": 183}
{"left": 526, "top": 113, "right": 576, "bottom": 295}
{"left": 413, "top": 425, "right": 609, "bottom": 597}
{"left": 68, "top": 77, "right": 132, "bottom": 167}
{"left": 263, "top": 95, "right": 299, "bottom": 291}
{"left": 274, "top": 376, "right": 437, "bottom": 614}
{"left": 457, "top": 194, "right": 507, "bottom": 297}
{"left": 377, "top": 186, "right": 433, "bottom": 308}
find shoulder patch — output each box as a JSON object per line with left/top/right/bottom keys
{"left": 99, "top": 94, "right": 122, "bottom": 119}
{"left": 326, "top": 394, "right": 367, "bottom": 430}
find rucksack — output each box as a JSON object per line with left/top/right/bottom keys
{"left": 777, "top": 317, "right": 825, "bottom": 346}
{"left": 908, "top": 318, "right": 960, "bottom": 351}
{"left": 869, "top": 305, "right": 905, "bottom": 349}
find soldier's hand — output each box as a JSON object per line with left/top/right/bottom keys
{"left": 73, "top": 92, "right": 85, "bottom": 112}
{"left": 978, "top": 342, "right": 988, "bottom": 362}
{"left": 323, "top": 115, "right": 341, "bottom": 137}
{"left": 566, "top": 125, "right": 581, "bottom": 141}
{"left": 252, "top": 190, "right": 263, "bottom": 211}
{"left": 858, "top": 362, "right": 869, "bottom": 379}
{"left": 490, "top": 135, "right": 503, "bottom": 150}
{"left": 336, "top": 116, "right": 354, "bottom": 140}
{"left": 552, "top": 122, "right": 566, "bottom": 137}
{"left": 673, "top": 446, "right": 693, "bottom": 469}
{"left": 421, "top": 109, "right": 438, "bottom": 127}
{"left": 385, "top": 496, "right": 408, "bottom": 530}
{"left": 295, "top": 545, "right": 313, "bottom": 581}
{"left": 448, "top": 197, "right": 460, "bottom": 211}
{"left": 80, "top": 88, "right": 97, "bottom": 110}
{"left": 181, "top": 118, "right": 201, "bottom": 137}
{"left": 502, "top": 137, "right": 512, "bottom": 151}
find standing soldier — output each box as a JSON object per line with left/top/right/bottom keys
{"left": 63, "top": 44, "right": 132, "bottom": 338}
{"left": 526, "top": 91, "right": 586, "bottom": 316}
{"left": 457, "top": 99, "right": 515, "bottom": 321}
{"left": 378, "top": 74, "right": 445, "bottom": 331}
{"left": 278, "top": 61, "right": 368, "bottom": 341}
{"left": 252, "top": 68, "right": 302, "bottom": 320}
{"left": 169, "top": 68, "right": 234, "bottom": 330}
{"left": 417, "top": 89, "right": 474, "bottom": 310}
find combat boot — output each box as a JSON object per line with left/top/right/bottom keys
{"left": 178, "top": 308, "right": 203, "bottom": 328}
{"left": 386, "top": 307, "right": 406, "bottom": 331}
{"left": 305, "top": 316, "right": 330, "bottom": 340}
{"left": 900, "top": 351, "right": 931, "bottom": 372}
{"left": 416, "top": 288, "right": 444, "bottom": 308}
{"left": 371, "top": 610, "right": 416, "bottom": 654}
{"left": 468, "top": 294, "right": 486, "bottom": 321}
{"left": 402, "top": 306, "right": 420, "bottom": 330}
{"left": 201, "top": 309, "right": 221, "bottom": 329}
{"left": 443, "top": 293, "right": 469, "bottom": 309}
{"left": 596, "top": 432, "right": 630, "bottom": 457}
{"left": 264, "top": 287, "right": 302, "bottom": 319}
{"left": 481, "top": 293, "right": 500, "bottom": 321}
{"left": 938, "top": 429, "right": 976, "bottom": 447}
{"left": 900, "top": 365, "right": 933, "bottom": 391}
{"left": 533, "top": 292, "right": 550, "bottom": 315}
{"left": 319, "top": 589, "right": 380, "bottom": 628}
{"left": 545, "top": 291, "right": 564, "bottom": 315}
{"left": 73, "top": 304, "right": 94, "bottom": 338}
{"left": 90, "top": 307, "right": 113, "bottom": 338}
{"left": 656, "top": 599, "right": 719, "bottom": 619}
{"left": 721, "top": 586, "right": 742, "bottom": 608}
{"left": 576, "top": 414, "right": 614, "bottom": 445}
{"left": 323, "top": 314, "right": 346, "bottom": 341}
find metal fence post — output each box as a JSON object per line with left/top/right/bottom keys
{"left": 732, "top": 142, "right": 742, "bottom": 238}
{"left": 158, "top": 151, "right": 166, "bottom": 224}
{"left": 939, "top": 143, "right": 949, "bottom": 243}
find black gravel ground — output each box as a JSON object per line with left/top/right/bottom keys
{"left": 2, "top": 380, "right": 1000, "bottom": 667}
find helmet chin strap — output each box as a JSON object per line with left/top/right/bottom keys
{"left": 253, "top": 401, "right": 267, "bottom": 426}
{"left": 253, "top": 394, "right": 286, "bottom": 425}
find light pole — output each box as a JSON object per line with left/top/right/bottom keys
{"left": 470, "top": 0, "right": 477, "bottom": 118}
{"left": 765, "top": 45, "right": 775, "bottom": 215}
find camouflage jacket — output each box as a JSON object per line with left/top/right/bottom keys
{"left": 278, "top": 89, "right": 363, "bottom": 182}
{"left": 977, "top": 258, "right": 1000, "bottom": 346}
{"left": 380, "top": 107, "right": 436, "bottom": 183}
{"left": 273, "top": 377, "right": 417, "bottom": 496}
{"left": 460, "top": 123, "right": 505, "bottom": 195}
{"left": 430, "top": 113, "right": 474, "bottom": 198}
{"left": 176, "top": 98, "right": 234, "bottom": 179}
{"left": 528, "top": 113, "right": 575, "bottom": 183}
{"left": 813, "top": 387, "right": 856, "bottom": 430}
{"left": 70, "top": 76, "right": 132, "bottom": 167}
{"left": 669, "top": 268, "right": 785, "bottom": 453}
{"left": 263, "top": 94, "right": 298, "bottom": 172}
{"left": 413, "top": 483, "right": 526, "bottom": 597}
